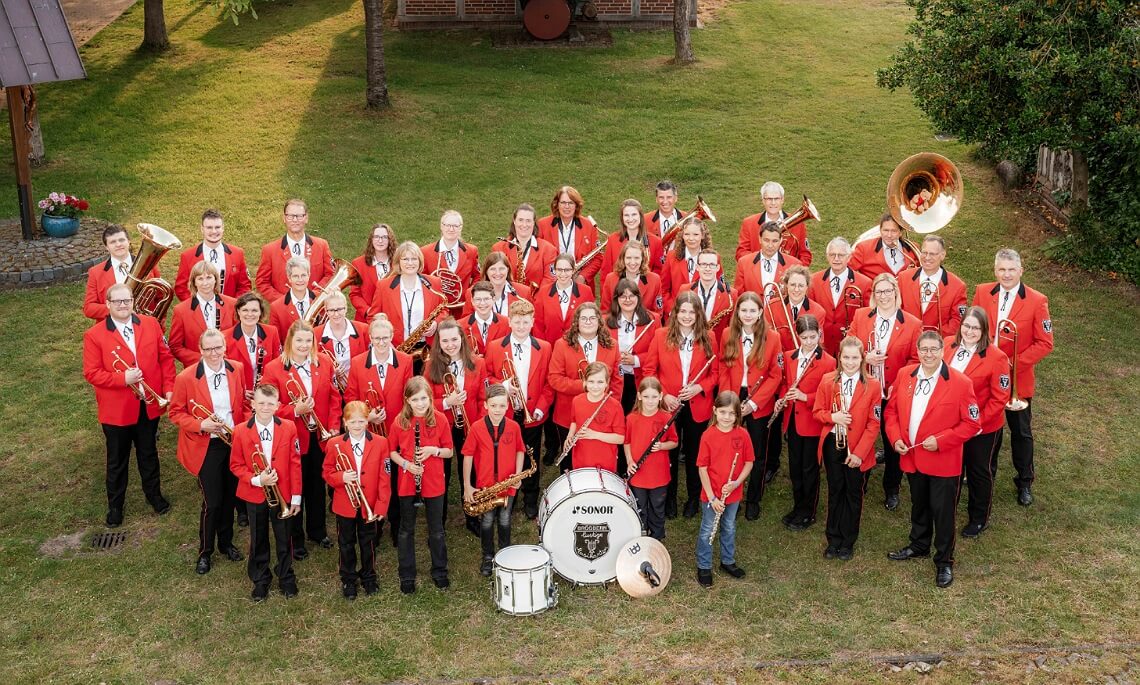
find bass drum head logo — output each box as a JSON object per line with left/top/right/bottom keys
{"left": 574, "top": 522, "right": 610, "bottom": 561}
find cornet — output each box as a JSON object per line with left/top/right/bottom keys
{"left": 189, "top": 398, "right": 233, "bottom": 445}
{"left": 443, "top": 372, "right": 468, "bottom": 435}
{"left": 319, "top": 348, "right": 349, "bottom": 394}
{"left": 832, "top": 391, "right": 849, "bottom": 453}
{"left": 997, "top": 319, "right": 1029, "bottom": 411}
{"left": 334, "top": 443, "right": 380, "bottom": 522}
{"left": 501, "top": 358, "right": 534, "bottom": 424}
{"left": 866, "top": 332, "right": 887, "bottom": 400}
{"left": 111, "top": 350, "right": 169, "bottom": 408}
{"left": 285, "top": 376, "right": 339, "bottom": 442}
{"left": 365, "top": 381, "right": 388, "bottom": 437}
{"left": 251, "top": 448, "right": 295, "bottom": 519}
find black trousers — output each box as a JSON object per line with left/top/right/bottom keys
{"left": 620, "top": 373, "right": 637, "bottom": 415}
{"left": 906, "top": 471, "right": 959, "bottom": 568}
{"left": 669, "top": 403, "right": 707, "bottom": 507}
{"left": 290, "top": 432, "right": 327, "bottom": 548}
{"left": 765, "top": 403, "right": 783, "bottom": 474}
{"left": 741, "top": 411, "right": 772, "bottom": 506}
{"left": 335, "top": 512, "right": 379, "bottom": 586}
{"left": 632, "top": 485, "right": 667, "bottom": 540}
{"left": 397, "top": 494, "right": 448, "bottom": 583}
{"left": 385, "top": 459, "right": 401, "bottom": 546}
{"left": 245, "top": 500, "right": 295, "bottom": 590}
{"left": 101, "top": 400, "right": 164, "bottom": 512}
{"left": 197, "top": 439, "right": 236, "bottom": 557}
{"left": 993, "top": 400, "right": 1035, "bottom": 489}
{"left": 518, "top": 411, "right": 544, "bottom": 516}
{"left": 552, "top": 422, "right": 571, "bottom": 472}
{"left": 961, "top": 429, "right": 1001, "bottom": 526}
{"left": 879, "top": 398, "right": 904, "bottom": 497}
{"left": 786, "top": 412, "right": 821, "bottom": 520}
{"left": 542, "top": 410, "right": 559, "bottom": 461}
{"left": 480, "top": 495, "right": 514, "bottom": 558}
{"left": 822, "top": 433, "right": 865, "bottom": 551}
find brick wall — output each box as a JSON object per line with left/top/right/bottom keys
{"left": 405, "top": 0, "right": 459, "bottom": 16}
{"left": 594, "top": 0, "right": 633, "bottom": 15}
{"left": 465, "top": 0, "right": 517, "bottom": 15}
{"left": 400, "top": 0, "right": 688, "bottom": 22}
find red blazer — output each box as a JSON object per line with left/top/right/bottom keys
{"left": 899, "top": 267, "right": 968, "bottom": 337}
{"left": 847, "top": 307, "right": 922, "bottom": 391}
{"left": 971, "top": 282, "right": 1054, "bottom": 398}
{"left": 848, "top": 238, "right": 917, "bottom": 280}
{"left": 322, "top": 432, "right": 392, "bottom": 519}
{"left": 343, "top": 348, "right": 415, "bottom": 434}
{"left": 462, "top": 417, "right": 526, "bottom": 495}
{"left": 642, "top": 328, "right": 719, "bottom": 422}
{"left": 223, "top": 323, "right": 282, "bottom": 390}
{"left": 944, "top": 340, "right": 1011, "bottom": 433}
{"left": 255, "top": 233, "right": 336, "bottom": 302}
{"left": 460, "top": 282, "right": 532, "bottom": 320}
{"left": 644, "top": 208, "right": 681, "bottom": 244}
{"left": 599, "top": 271, "right": 663, "bottom": 316}
{"left": 421, "top": 239, "right": 480, "bottom": 291}
{"left": 427, "top": 357, "right": 488, "bottom": 429}
{"left": 230, "top": 417, "right": 302, "bottom": 505}
{"left": 316, "top": 320, "right": 371, "bottom": 366}
{"left": 458, "top": 313, "right": 510, "bottom": 358}
{"left": 268, "top": 289, "right": 317, "bottom": 343}
{"left": 812, "top": 374, "right": 882, "bottom": 469}
{"left": 532, "top": 282, "right": 593, "bottom": 344}
{"left": 732, "top": 250, "right": 802, "bottom": 298}
{"left": 173, "top": 242, "right": 252, "bottom": 301}
{"left": 674, "top": 279, "right": 736, "bottom": 341}
{"left": 260, "top": 356, "right": 343, "bottom": 454}
{"left": 808, "top": 267, "right": 873, "bottom": 357}
{"left": 83, "top": 259, "right": 159, "bottom": 320}
{"left": 349, "top": 255, "right": 389, "bottom": 322}
{"left": 568, "top": 393, "right": 625, "bottom": 472}
{"left": 366, "top": 274, "right": 446, "bottom": 347}
{"left": 83, "top": 314, "right": 176, "bottom": 425}
{"left": 778, "top": 346, "right": 836, "bottom": 435}
{"left": 537, "top": 214, "right": 603, "bottom": 285}
{"left": 548, "top": 337, "right": 622, "bottom": 427}
{"left": 718, "top": 329, "right": 783, "bottom": 418}
{"left": 492, "top": 237, "right": 559, "bottom": 290}
{"left": 599, "top": 233, "right": 665, "bottom": 280}
{"left": 169, "top": 360, "right": 248, "bottom": 476}
{"left": 484, "top": 335, "right": 555, "bottom": 427}
{"left": 168, "top": 295, "right": 237, "bottom": 367}
{"left": 606, "top": 317, "right": 659, "bottom": 387}
{"left": 659, "top": 252, "right": 724, "bottom": 314}
{"left": 736, "top": 211, "right": 813, "bottom": 265}
{"left": 884, "top": 363, "right": 981, "bottom": 477}
{"left": 763, "top": 296, "right": 824, "bottom": 353}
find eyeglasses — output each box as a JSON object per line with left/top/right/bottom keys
{"left": 873, "top": 289, "right": 895, "bottom": 296}
{"left": 554, "top": 267, "right": 574, "bottom": 273}
{"left": 960, "top": 322, "right": 981, "bottom": 331}
{"left": 325, "top": 307, "right": 347, "bottom": 314}
{"left": 201, "top": 345, "right": 225, "bottom": 354}
{"left": 697, "top": 262, "right": 718, "bottom": 268}
{"left": 826, "top": 252, "right": 848, "bottom": 259}
{"left": 558, "top": 200, "right": 577, "bottom": 207}
{"left": 762, "top": 197, "right": 782, "bottom": 202}
{"left": 285, "top": 213, "right": 307, "bottom": 220}
{"left": 108, "top": 298, "right": 134, "bottom": 306}
{"left": 578, "top": 315, "right": 598, "bottom": 323}
{"left": 917, "top": 347, "right": 943, "bottom": 355}
{"left": 441, "top": 223, "right": 463, "bottom": 229}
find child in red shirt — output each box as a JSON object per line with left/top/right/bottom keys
{"left": 696, "top": 391, "right": 754, "bottom": 587}
{"left": 564, "top": 362, "right": 625, "bottom": 472}
{"left": 624, "top": 377, "right": 679, "bottom": 540}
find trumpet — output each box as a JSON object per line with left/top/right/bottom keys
{"left": 285, "top": 376, "right": 339, "bottom": 442}
{"left": 919, "top": 279, "right": 943, "bottom": 333}
{"left": 997, "top": 319, "right": 1029, "bottom": 411}
{"left": 110, "top": 350, "right": 169, "bottom": 408}
{"left": 251, "top": 448, "right": 295, "bottom": 519}
{"left": 866, "top": 332, "right": 887, "bottom": 400}
{"left": 189, "top": 398, "right": 233, "bottom": 445}
{"left": 840, "top": 283, "right": 864, "bottom": 338}
{"left": 763, "top": 282, "right": 800, "bottom": 349}
{"left": 443, "top": 371, "right": 468, "bottom": 435}
{"left": 832, "top": 391, "right": 848, "bottom": 452}
{"left": 334, "top": 443, "right": 380, "bottom": 522}
{"left": 501, "top": 358, "right": 534, "bottom": 424}
{"left": 660, "top": 196, "right": 716, "bottom": 252}
{"left": 365, "top": 381, "right": 388, "bottom": 437}
{"left": 319, "top": 347, "right": 349, "bottom": 394}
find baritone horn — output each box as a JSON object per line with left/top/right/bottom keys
{"left": 303, "top": 259, "right": 360, "bottom": 326}
{"left": 127, "top": 223, "right": 182, "bottom": 320}
{"left": 775, "top": 195, "right": 821, "bottom": 256}
{"left": 660, "top": 195, "right": 717, "bottom": 252}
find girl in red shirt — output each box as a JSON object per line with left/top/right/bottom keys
{"left": 695, "top": 391, "right": 754, "bottom": 587}
{"left": 624, "top": 378, "right": 679, "bottom": 540}
{"left": 387, "top": 377, "right": 454, "bottom": 594}
{"left": 564, "top": 362, "right": 625, "bottom": 472}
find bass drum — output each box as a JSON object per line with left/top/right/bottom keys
{"left": 538, "top": 467, "right": 642, "bottom": 586}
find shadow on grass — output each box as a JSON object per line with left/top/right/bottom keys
{"left": 199, "top": 0, "right": 358, "bottom": 49}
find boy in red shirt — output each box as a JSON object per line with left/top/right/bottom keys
{"left": 696, "top": 391, "right": 755, "bottom": 587}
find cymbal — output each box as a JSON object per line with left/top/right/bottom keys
{"left": 615, "top": 536, "right": 671, "bottom": 598}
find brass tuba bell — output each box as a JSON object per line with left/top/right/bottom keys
{"left": 856, "top": 153, "right": 964, "bottom": 254}
{"left": 128, "top": 223, "right": 182, "bottom": 320}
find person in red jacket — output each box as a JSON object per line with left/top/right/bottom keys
{"left": 314, "top": 291, "right": 369, "bottom": 393}
{"left": 898, "top": 235, "right": 968, "bottom": 337}
{"left": 83, "top": 225, "right": 159, "bottom": 321}
{"left": 642, "top": 291, "right": 719, "bottom": 519}
{"left": 812, "top": 336, "right": 881, "bottom": 560}
{"left": 848, "top": 273, "right": 922, "bottom": 511}
{"left": 695, "top": 391, "right": 755, "bottom": 587}
{"left": 945, "top": 307, "right": 1010, "bottom": 538}
{"left": 491, "top": 203, "right": 558, "bottom": 292}
{"left": 808, "top": 237, "right": 872, "bottom": 358}
{"left": 644, "top": 180, "right": 682, "bottom": 245}
{"left": 169, "top": 329, "right": 248, "bottom": 574}
{"left": 536, "top": 185, "right": 603, "bottom": 288}
{"left": 458, "top": 281, "right": 509, "bottom": 357}
{"left": 971, "top": 247, "right": 1054, "bottom": 506}
{"left": 532, "top": 253, "right": 593, "bottom": 344}
{"left": 462, "top": 385, "right": 525, "bottom": 575}
{"left": 599, "top": 240, "right": 663, "bottom": 318}
{"left": 763, "top": 265, "right": 822, "bottom": 354}
{"left": 600, "top": 199, "right": 665, "bottom": 277}
{"left": 848, "top": 213, "right": 918, "bottom": 280}
{"left": 268, "top": 257, "right": 318, "bottom": 339}
{"left": 82, "top": 283, "right": 176, "bottom": 527}
{"left": 469, "top": 252, "right": 532, "bottom": 320}
{"left": 367, "top": 241, "right": 447, "bottom": 353}
{"left": 660, "top": 220, "right": 720, "bottom": 316}
{"left": 605, "top": 279, "right": 660, "bottom": 413}
{"left": 322, "top": 401, "right": 391, "bottom": 600}
{"left": 776, "top": 315, "right": 837, "bottom": 531}
{"left": 349, "top": 223, "right": 396, "bottom": 322}
{"left": 736, "top": 181, "right": 813, "bottom": 265}
{"left": 255, "top": 198, "right": 335, "bottom": 301}
{"left": 229, "top": 384, "right": 302, "bottom": 601}
{"left": 625, "top": 378, "right": 680, "bottom": 540}
{"left": 564, "top": 362, "right": 625, "bottom": 472}
{"left": 421, "top": 210, "right": 480, "bottom": 292}
{"left": 388, "top": 377, "right": 455, "bottom": 594}
{"left": 169, "top": 262, "right": 236, "bottom": 367}
{"left": 674, "top": 249, "right": 736, "bottom": 341}
{"left": 885, "top": 331, "right": 981, "bottom": 588}
{"left": 734, "top": 222, "right": 804, "bottom": 298}
{"left": 718, "top": 292, "right": 783, "bottom": 520}
{"left": 173, "top": 208, "right": 252, "bottom": 301}
{"left": 224, "top": 292, "right": 282, "bottom": 406}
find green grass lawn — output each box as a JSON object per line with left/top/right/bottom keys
{"left": 1, "top": 0, "right": 1138, "bottom": 682}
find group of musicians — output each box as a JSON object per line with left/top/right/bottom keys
{"left": 81, "top": 182, "right": 1054, "bottom": 597}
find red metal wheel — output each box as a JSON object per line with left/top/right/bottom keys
{"left": 523, "top": 0, "right": 571, "bottom": 40}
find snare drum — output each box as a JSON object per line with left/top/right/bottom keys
{"left": 538, "top": 467, "right": 642, "bottom": 586}
{"left": 493, "top": 545, "right": 557, "bottom": 615}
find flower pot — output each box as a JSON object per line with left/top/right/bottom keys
{"left": 41, "top": 214, "right": 80, "bottom": 238}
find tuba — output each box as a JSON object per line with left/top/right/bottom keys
{"left": 127, "top": 223, "right": 182, "bottom": 320}
{"left": 856, "top": 153, "right": 963, "bottom": 263}
{"left": 660, "top": 196, "right": 717, "bottom": 252}
{"left": 774, "top": 195, "right": 821, "bottom": 256}
{"left": 303, "top": 259, "right": 360, "bottom": 326}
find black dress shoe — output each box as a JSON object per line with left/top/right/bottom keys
{"left": 961, "top": 522, "right": 987, "bottom": 538}
{"left": 362, "top": 581, "right": 379, "bottom": 596}
{"left": 697, "top": 568, "right": 713, "bottom": 587}
{"left": 664, "top": 499, "right": 678, "bottom": 520}
{"left": 466, "top": 518, "right": 481, "bottom": 537}
{"left": 251, "top": 585, "right": 269, "bottom": 602}
{"left": 342, "top": 582, "right": 358, "bottom": 600}
{"left": 745, "top": 502, "right": 760, "bottom": 521}
{"left": 106, "top": 508, "right": 123, "bottom": 528}
{"left": 222, "top": 546, "right": 245, "bottom": 562}
{"left": 195, "top": 556, "right": 211, "bottom": 575}
{"left": 281, "top": 583, "right": 298, "bottom": 599}
{"left": 480, "top": 557, "right": 494, "bottom": 577}
{"left": 799, "top": 516, "right": 816, "bottom": 529}
{"left": 1017, "top": 487, "right": 1034, "bottom": 506}
{"left": 525, "top": 508, "right": 538, "bottom": 521}
{"left": 887, "top": 546, "right": 930, "bottom": 561}
{"left": 837, "top": 548, "right": 854, "bottom": 561}
{"left": 763, "top": 469, "right": 778, "bottom": 485}
{"left": 824, "top": 546, "right": 838, "bottom": 559}
{"left": 313, "top": 536, "right": 334, "bottom": 549}
{"left": 152, "top": 497, "right": 172, "bottom": 515}
{"left": 682, "top": 500, "right": 699, "bottom": 519}
{"left": 884, "top": 493, "right": 900, "bottom": 511}
{"left": 936, "top": 566, "right": 954, "bottom": 588}
{"left": 292, "top": 547, "right": 309, "bottom": 561}
{"left": 237, "top": 511, "right": 249, "bottom": 528}
{"left": 784, "top": 516, "right": 808, "bottom": 531}
{"left": 719, "top": 562, "right": 746, "bottom": 578}
{"left": 400, "top": 579, "right": 416, "bottom": 594}
{"left": 433, "top": 576, "right": 450, "bottom": 589}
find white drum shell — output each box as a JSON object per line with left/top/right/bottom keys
{"left": 493, "top": 545, "right": 557, "bottom": 615}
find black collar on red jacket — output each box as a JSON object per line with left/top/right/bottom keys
{"left": 866, "top": 308, "right": 906, "bottom": 323}
{"left": 466, "top": 312, "right": 501, "bottom": 326}
{"left": 105, "top": 313, "right": 141, "bottom": 330}
{"left": 321, "top": 322, "right": 360, "bottom": 341}
{"left": 230, "top": 324, "right": 268, "bottom": 341}
{"left": 783, "top": 297, "right": 814, "bottom": 312}
{"left": 791, "top": 345, "right": 824, "bottom": 361}
{"left": 101, "top": 258, "right": 113, "bottom": 271}
{"left": 910, "top": 267, "right": 949, "bottom": 286}
{"left": 818, "top": 267, "right": 858, "bottom": 283}
{"left": 499, "top": 335, "right": 541, "bottom": 350}
{"left": 189, "top": 295, "right": 225, "bottom": 311}
{"left": 910, "top": 361, "right": 951, "bottom": 381}
{"left": 194, "top": 242, "right": 234, "bottom": 257}
{"left": 874, "top": 238, "right": 918, "bottom": 257}
{"left": 279, "top": 234, "right": 313, "bottom": 249}
{"left": 948, "top": 340, "right": 989, "bottom": 358}
{"left": 195, "top": 359, "right": 237, "bottom": 378}
{"left": 388, "top": 274, "right": 432, "bottom": 290}
{"left": 364, "top": 349, "right": 401, "bottom": 369}
{"left": 245, "top": 415, "right": 282, "bottom": 429}
{"left": 283, "top": 289, "right": 317, "bottom": 304}
{"left": 547, "top": 282, "right": 583, "bottom": 298}
{"left": 755, "top": 210, "right": 788, "bottom": 227}
{"left": 988, "top": 282, "right": 1027, "bottom": 298}
{"left": 432, "top": 239, "right": 468, "bottom": 253}
{"left": 752, "top": 250, "right": 786, "bottom": 265}
{"left": 555, "top": 216, "right": 583, "bottom": 231}
{"left": 651, "top": 208, "right": 681, "bottom": 224}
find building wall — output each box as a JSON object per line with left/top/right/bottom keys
{"left": 398, "top": 0, "right": 689, "bottom": 25}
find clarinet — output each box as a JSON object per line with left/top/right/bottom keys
{"left": 412, "top": 420, "right": 424, "bottom": 506}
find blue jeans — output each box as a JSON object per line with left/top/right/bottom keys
{"left": 696, "top": 500, "right": 739, "bottom": 569}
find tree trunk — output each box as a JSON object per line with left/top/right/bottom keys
{"left": 22, "top": 86, "right": 44, "bottom": 165}
{"left": 673, "top": 0, "right": 694, "bottom": 65}
{"left": 363, "top": 0, "right": 390, "bottom": 109}
{"left": 142, "top": 0, "right": 170, "bottom": 51}
{"left": 1070, "top": 148, "right": 1089, "bottom": 212}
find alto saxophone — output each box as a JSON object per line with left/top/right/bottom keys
{"left": 463, "top": 447, "right": 537, "bottom": 517}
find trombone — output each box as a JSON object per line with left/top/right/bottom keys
{"left": 251, "top": 448, "right": 296, "bottom": 519}
{"left": 110, "top": 350, "right": 169, "bottom": 408}
{"left": 997, "top": 320, "right": 1029, "bottom": 411}
{"left": 762, "top": 282, "right": 800, "bottom": 349}
{"left": 285, "top": 376, "right": 340, "bottom": 442}
{"left": 333, "top": 443, "right": 380, "bottom": 522}
{"left": 840, "top": 283, "right": 864, "bottom": 338}
{"left": 189, "top": 398, "right": 233, "bottom": 445}
{"left": 919, "top": 279, "right": 943, "bottom": 333}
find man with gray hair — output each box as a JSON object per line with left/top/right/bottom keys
{"left": 809, "top": 236, "right": 873, "bottom": 357}
{"left": 736, "top": 180, "right": 814, "bottom": 265}
{"left": 970, "top": 248, "right": 1054, "bottom": 506}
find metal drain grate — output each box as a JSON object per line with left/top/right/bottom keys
{"left": 90, "top": 532, "right": 127, "bottom": 550}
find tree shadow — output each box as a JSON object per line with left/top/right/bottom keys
{"left": 199, "top": 0, "right": 358, "bottom": 50}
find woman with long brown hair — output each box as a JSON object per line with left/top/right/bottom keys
{"left": 350, "top": 222, "right": 396, "bottom": 321}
